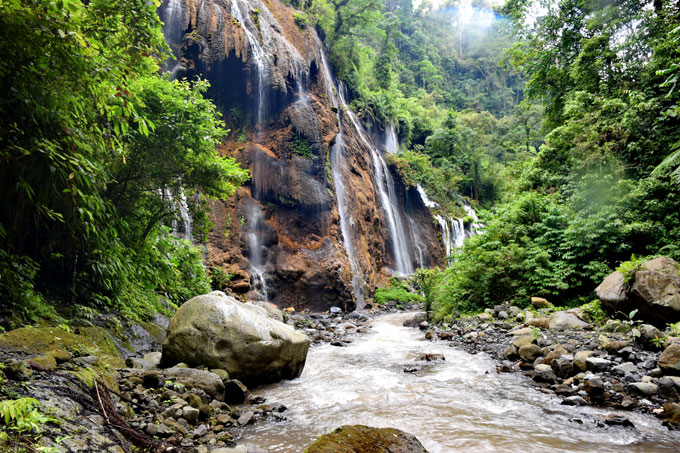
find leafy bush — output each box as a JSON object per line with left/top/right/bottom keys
{"left": 373, "top": 278, "right": 424, "bottom": 305}
{"left": 424, "top": 175, "right": 680, "bottom": 322}
{"left": 209, "top": 266, "right": 233, "bottom": 291}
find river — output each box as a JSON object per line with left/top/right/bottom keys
{"left": 239, "top": 312, "right": 679, "bottom": 452}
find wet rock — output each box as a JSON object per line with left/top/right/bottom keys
{"left": 305, "top": 425, "right": 428, "bottom": 452}
{"left": 183, "top": 406, "right": 200, "bottom": 423}
{"left": 519, "top": 344, "right": 543, "bottom": 362}
{"left": 417, "top": 353, "right": 445, "bottom": 362}
{"left": 162, "top": 291, "right": 310, "bottom": 386}
{"left": 532, "top": 364, "right": 557, "bottom": 383}
{"left": 552, "top": 354, "right": 575, "bottom": 378}
{"left": 562, "top": 396, "right": 589, "bottom": 406}
{"left": 187, "top": 393, "right": 204, "bottom": 408}
{"left": 658, "top": 376, "right": 680, "bottom": 401}
{"left": 513, "top": 336, "right": 537, "bottom": 349}
{"left": 224, "top": 379, "right": 249, "bottom": 405}
{"left": 612, "top": 362, "right": 638, "bottom": 376}
{"left": 164, "top": 367, "right": 225, "bottom": 400}
{"left": 143, "top": 370, "right": 164, "bottom": 388}
{"left": 658, "top": 343, "right": 680, "bottom": 374}
{"left": 549, "top": 309, "right": 591, "bottom": 330}
{"left": 662, "top": 402, "right": 680, "bottom": 428}
{"left": 503, "top": 345, "right": 519, "bottom": 360}
{"left": 573, "top": 351, "right": 594, "bottom": 372}
{"left": 238, "top": 411, "right": 255, "bottom": 425}
{"left": 26, "top": 354, "right": 57, "bottom": 372}
{"left": 584, "top": 374, "right": 605, "bottom": 398}
{"left": 630, "top": 257, "right": 680, "bottom": 325}
{"left": 126, "top": 357, "right": 152, "bottom": 370}
{"left": 629, "top": 382, "right": 658, "bottom": 397}
{"left": 598, "top": 335, "right": 630, "bottom": 353}
{"left": 603, "top": 415, "right": 635, "bottom": 428}
{"left": 595, "top": 271, "right": 628, "bottom": 312}
{"left": 193, "top": 424, "right": 209, "bottom": 437}
{"left": 585, "top": 357, "right": 612, "bottom": 372}
{"left": 509, "top": 327, "right": 533, "bottom": 336}
{"left": 639, "top": 324, "right": 665, "bottom": 349}
{"left": 543, "top": 346, "right": 568, "bottom": 367}
{"left": 247, "top": 301, "right": 285, "bottom": 322}
{"left": 531, "top": 297, "right": 553, "bottom": 309}
{"left": 4, "top": 360, "right": 33, "bottom": 380}
{"left": 419, "top": 321, "right": 429, "bottom": 330}
{"left": 199, "top": 403, "right": 215, "bottom": 419}
{"left": 349, "top": 311, "right": 370, "bottom": 321}
{"left": 403, "top": 312, "right": 427, "bottom": 327}
{"left": 211, "top": 368, "right": 230, "bottom": 380}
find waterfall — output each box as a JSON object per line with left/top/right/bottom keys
{"left": 227, "top": 0, "right": 269, "bottom": 133}
{"left": 434, "top": 215, "right": 451, "bottom": 258}
{"left": 384, "top": 123, "right": 399, "bottom": 155}
{"left": 382, "top": 124, "right": 425, "bottom": 269}
{"left": 245, "top": 203, "right": 268, "bottom": 301}
{"left": 417, "top": 184, "right": 438, "bottom": 209}
{"left": 320, "top": 52, "right": 365, "bottom": 308}
{"left": 341, "top": 105, "right": 413, "bottom": 275}
{"left": 163, "top": 188, "right": 193, "bottom": 242}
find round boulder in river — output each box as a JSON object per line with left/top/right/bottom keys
{"left": 305, "top": 425, "right": 428, "bottom": 452}
{"left": 162, "top": 291, "right": 310, "bottom": 386}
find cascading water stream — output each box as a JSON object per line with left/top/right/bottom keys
{"left": 239, "top": 312, "right": 679, "bottom": 452}
{"left": 319, "top": 52, "right": 365, "bottom": 308}
{"left": 244, "top": 203, "right": 268, "bottom": 301}
{"left": 382, "top": 124, "right": 426, "bottom": 269}
{"left": 341, "top": 105, "right": 413, "bottom": 275}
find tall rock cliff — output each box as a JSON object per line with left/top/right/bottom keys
{"left": 159, "top": 0, "right": 444, "bottom": 311}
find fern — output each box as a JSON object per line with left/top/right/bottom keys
{"left": 0, "top": 398, "right": 58, "bottom": 434}
{"left": 651, "top": 144, "right": 680, "bottom": 185}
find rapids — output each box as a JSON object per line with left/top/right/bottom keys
{"left": 238, "top": 312, "right": 679, "bottom": 452}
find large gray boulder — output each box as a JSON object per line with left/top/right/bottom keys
{"left": 548, "top": 309, "right": 591, "bottom": 330}
{"left": 595, "top": 271, "right": 629, "bottom": 313}
{"left": 630, "top": 257, "right": 680, "bottom": 325}
{"left": 595, "top": 257, "right": 680, "bottom": 326}
{"left": 162, "top": 291, "right": 310, "bottom": 386}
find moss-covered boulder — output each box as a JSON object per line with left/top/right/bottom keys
{"left": 162, "top": 291, "right": 309, "bottom": 386}
{"left": 305, "top": 425, "right": 428, "bottom": 453}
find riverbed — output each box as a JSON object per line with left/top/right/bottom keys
{"left": 238, "top": 312, "right": 679, "bottom": 452}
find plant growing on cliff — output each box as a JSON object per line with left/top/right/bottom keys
{"left": 373, "top": 278, "right": 423, "bottom": 305}
{"left": 290, "top": 135, "right": 314, "bottom": 159}
{"left": 0, "top": 397, "right": 58, "bottom": 435}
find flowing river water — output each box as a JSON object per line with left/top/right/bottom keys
{"left": 239, "top": 312, "right": 679, "bottom": 452}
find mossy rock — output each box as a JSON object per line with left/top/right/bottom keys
{"left": 305, "top": 425, "right": 428, "bottom": 452}
{"left": 0, "top": 325, "right": 123, "bottom": 390}
{"left": 0, "top": 326, "right": 118, "bottom": 357}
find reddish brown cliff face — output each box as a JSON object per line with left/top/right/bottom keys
{"left": 159, "top": 0, "right": 444, "bottom": 311}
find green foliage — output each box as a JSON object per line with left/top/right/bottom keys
{"left": 616, "top": 255, "right": 648, "bottom": 284}
{"left": 290, "top": 135, "right": 315, "bottom": 159}
{"left": 425, "top": 175, "right": 680, "bottom": 322}
{"left": 0, "top": 0, "right": 247, "bottom": 320}
{"left": 581, "top": 299, "right": 607, "bottom": 326}
{"left": 294, "top": 11, "right": 311, "bottom": 28}
{"left": 209, "top": 266, "right": 233, "bottom": 291}
{"left": 373, "top": 278, "right": 423, "bottom": 305}
{"left": 0, "top": 397, "right": 58, "bottom": 434}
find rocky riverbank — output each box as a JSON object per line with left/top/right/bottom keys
{"left": 417, "top": 300, "right": 680, "bottom": 430}
{"left": 0, "top": 298, "right": 416, "bottom": 452}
